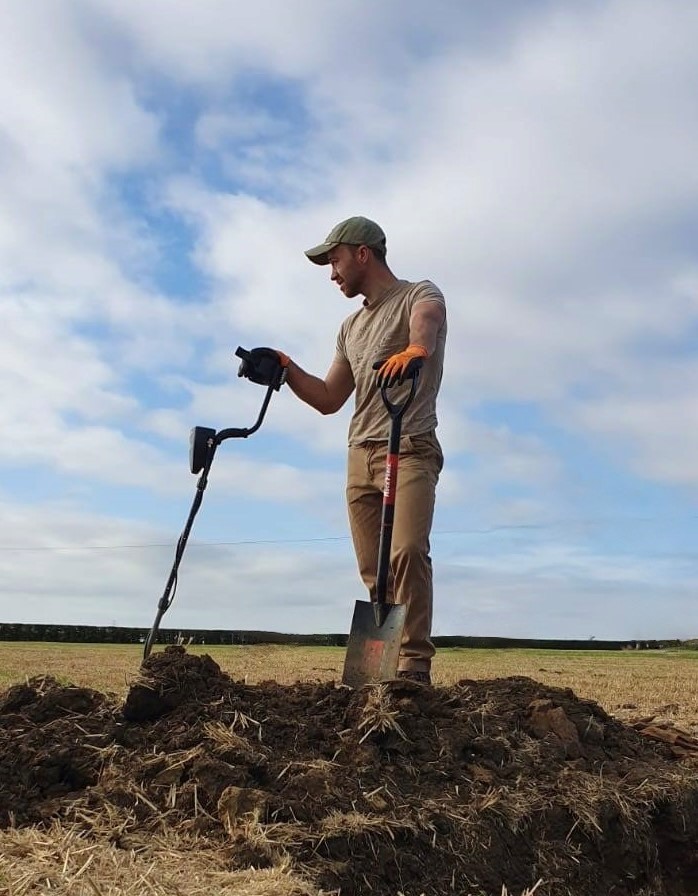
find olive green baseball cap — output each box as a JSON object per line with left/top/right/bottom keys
{"left": 305, "top": 216, "right": 386, "bottom": 265}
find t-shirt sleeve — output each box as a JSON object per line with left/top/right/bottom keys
{"left": 409, "top": 280, "right": 446, "bottom": 310}
{"left": 335, "top": 321, "right": 349, "bottom": 364}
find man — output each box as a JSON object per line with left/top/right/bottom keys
{"left": 276, "top": 216, "right": 446, "bottom": 684}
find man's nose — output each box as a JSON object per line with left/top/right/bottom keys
{"left": 330, "top": 267, "right": 338, "bottom": 281}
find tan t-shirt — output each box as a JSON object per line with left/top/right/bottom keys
{"left": 335, "top": 279, "right": 447, "bottom": 445}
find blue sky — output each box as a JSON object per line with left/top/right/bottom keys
{"left": 1, "top": 0, "right": 697, "bottom": 640}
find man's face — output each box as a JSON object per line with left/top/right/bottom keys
{"left": 328, "top": 244, "right": 366, "bottom": 298}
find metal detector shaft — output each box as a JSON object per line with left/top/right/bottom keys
{"left": 142, "top": 381, "right": 278, "bottom": 661}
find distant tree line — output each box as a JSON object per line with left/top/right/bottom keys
{"left": 0, "top": 622, "right": 683, "bottom": 650}
{"left": 0, "top": 623, "right": 347, "bottom": 646}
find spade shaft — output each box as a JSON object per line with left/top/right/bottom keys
{"left": 374, "top": 398, "right": 405, "bottom": 625}
{"left": 341, "top": 364, "right": 422, "bottom": 687}
{"left": 372, "top": 367, "right": 421, "bottom": 625}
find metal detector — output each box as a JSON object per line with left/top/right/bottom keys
{"left": 142, "top": 347, "right": 287, "bottom": 661}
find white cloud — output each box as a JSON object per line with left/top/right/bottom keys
{"left": 566, "top": 382, "right": 698, "bottom": 487}
{"left": 0, "top": 5, "right": 158, "bottom": 171}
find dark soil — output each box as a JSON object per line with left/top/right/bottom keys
{"left": 1, "top": 646, "right": 697, "bottom": 896}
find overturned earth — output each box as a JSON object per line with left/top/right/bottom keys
{"left": 1, "top": 646, "right": 698, "bottom": 895}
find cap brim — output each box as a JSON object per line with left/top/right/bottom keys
{"left": 304, "top": 241, "right": 335, "bottom": 265}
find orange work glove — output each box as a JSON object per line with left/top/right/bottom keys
{"left": 373, "top": 344, "right": 428, "bottom": 388}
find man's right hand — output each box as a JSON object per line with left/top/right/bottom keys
{"left": 275, "top": 350, "right": 290, "bottom": 367}
{"left": 373, "top": 344, "right": 426, "bottom": 388}
{"left": 236, "top": 346, "right": 288, "bottom": 389}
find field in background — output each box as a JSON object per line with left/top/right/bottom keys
{"left": 1, "top": 641, "right": 697, "bottom": 730}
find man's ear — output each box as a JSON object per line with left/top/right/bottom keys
{"left": 356, "top": 244, "right": 371, "bottom": 264}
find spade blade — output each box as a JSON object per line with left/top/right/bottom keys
{"left": 341, "top": 600, "right": 407, "bottom": 688}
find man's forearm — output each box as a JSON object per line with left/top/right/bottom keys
{"left": 285, "top": 361, "right": 342, "bottom": 415}
{"left": 409, "top": 301, "right": 446, "bottom": 357}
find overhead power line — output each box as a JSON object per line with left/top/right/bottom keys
{"left": 0, "top": 516, "right": 697, "bottom": 553}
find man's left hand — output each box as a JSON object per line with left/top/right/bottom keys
{"left": 373, "top": 344, "right": 428, "bottom": 388}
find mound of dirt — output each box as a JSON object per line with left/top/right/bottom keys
{"left": 1, "top": 646, "right": 698, "bottom": 896}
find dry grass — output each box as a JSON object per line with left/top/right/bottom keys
{"left": 0, "top": 821, "right": 324, "bottom": 895}
{"left": 357, "top": 684, "right": 410, "bottom": 743}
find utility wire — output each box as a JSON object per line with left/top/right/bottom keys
{"left": 0, "top": 516, "right": 697, "bottom": 553}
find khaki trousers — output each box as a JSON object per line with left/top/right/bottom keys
{"left": 346, "top": 431, "right": 443, "bottom": 673}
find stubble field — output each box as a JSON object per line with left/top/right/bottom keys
{"left": 1, "top": 642, "right": 697, "bottom": 896}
